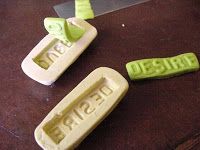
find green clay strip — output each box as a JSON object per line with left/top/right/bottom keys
{"left": 44, "top": 17, "right": 85, "bottom": 43}
{"left": 126, "top": 53, "right": 199, "bottom": 80}
{"left": 75, "top": 0, "right": 94, "bottom": 20}
{"left": 68, "top": 22, "right": 85, "bottom": 40}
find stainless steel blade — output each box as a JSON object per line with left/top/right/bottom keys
{"left": 54, "top": 0, "right": 150, "bottom": 19}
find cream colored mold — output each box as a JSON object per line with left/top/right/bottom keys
{"left": 21, "top": 17, "right": 97, "bottom": 85}
{"left": 34, "top": 67, "right": 129, "bottom": 150}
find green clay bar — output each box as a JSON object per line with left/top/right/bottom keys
{"left": 75, "top": 0, "right": 94, "bottom": 20}
{"left": 126, "top": 53, "right": 199, "bottom": 80}
{"left": 44, "top": 17, "right": 85, "bottom": 43}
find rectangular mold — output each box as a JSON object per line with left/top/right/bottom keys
{"left": 43, "top": 78, "right": 116, "bottom": 144}
{"left": 34, "top": 67, "right": 129, "bottom": 150}
{"left": 21, "top": 18, "right": 97, "bottom": 85}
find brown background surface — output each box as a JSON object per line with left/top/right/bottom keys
{"left": 1, "top": 0, "right": 200, "bottom": 149}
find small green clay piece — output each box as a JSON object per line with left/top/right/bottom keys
{"left": 75, "top": 0, "right": 94, "bottom": 20}
{"left": 44, "top": 17, "right": 85, "bottom": 43}
{"left": 126, "top": 53, "right": 199, "bottom": 80}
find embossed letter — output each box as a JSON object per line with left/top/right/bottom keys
{"left": 184, "top": 55, "right": 197, "bottom": 66}
{"left": 152, "top": 60, "right": 165, "bottom": 73}
{"left": 170, "top": 57, "right": 185, "bottom": 69}
{"left": 140, "top": 61, "right": 154, "bottom": 75}
{"left": 130, "top": 63, "right": 142, "bottom": 76}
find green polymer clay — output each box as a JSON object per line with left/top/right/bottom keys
{"left": 126, "top": 53, "right": 199, "bottom": 80}
{"left": 44, "top": 17, "right": 85, "bottom": 43}
{"left": 75, "top": 0, "right": 94, "bottom": 20}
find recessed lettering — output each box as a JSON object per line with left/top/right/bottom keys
{"left": 43, "top": 79, "right": 116, "bottom": 144}
{"left": 73, "top": 109, "right": 84, "bottom": 120}
{"left": 90, "top": 93, "right": 104, "bottom": 105}
{"left": 48, "top": 127, "right": 65, "bottom": 144}
{"left": 33, "top": 39, "right": 73, "bottom": 70}
{"left": 80, "top": 101, "right": 95, "bottom": 114}
{"left": 46, "top": 51, "right": 59, "bottom": 62}
{"left": 63, "top": 115, "right": 78, "bottom": 131}
{"left": 54, "top": 44, "right": 65, "bottom": 54}
{"left": 100, "top": 85, "right": 113, "bottom": 96}
{"left": 37, "top": 60, "right": 49, "bottom": 69}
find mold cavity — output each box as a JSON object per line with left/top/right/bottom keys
{"left": 33, "top": 39, "right": 73, "bottom": 70}
{"left": 43, "top": 77, "right": 119, "bottom": 144}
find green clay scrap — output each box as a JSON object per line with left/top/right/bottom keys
{"left": 44, "top": 17, "right": 85, "bottom": 43}
{"left": 75, "top": 0, "right": 94, "bottom": 20}
{"left": 126, "top": 53, "right": 199, "bottom": 80}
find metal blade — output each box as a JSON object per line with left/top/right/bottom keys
{"left": 54, "top": 0, "right": 150, "bottom": 19}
